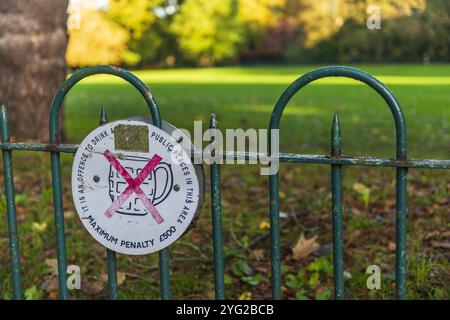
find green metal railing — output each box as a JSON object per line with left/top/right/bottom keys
{"left": 1, "top": 65, "right": 449, "bottom": 300}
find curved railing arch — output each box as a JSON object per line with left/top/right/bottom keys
{"left": 269, "top": 66, "right": 407, "bottom": 157}
{"left": 49, "top": 65, "right": 162, "bottom": 144}
{"left": 47, "top": 65, "right": 168, "bottom": 300}
{"left": 268, "top": 66, "right": 408, "bottom": 299}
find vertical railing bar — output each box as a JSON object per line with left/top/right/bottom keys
{"left": 209, "top": 113, "right": 225, "bottom": 300}
{"left": 0, "top": 105, "right": 23, "bottom": 299}
{"left": 50, "top": 150, "right": 69, "bottom": 299}
{"left": 156, "top": 111, "right": 170, "bottom": 300}
{"left": 331, "top": 114, "right": 344, "bottom": 300}
{"left": 267, "top": 120, "right": 281, "bottom": 300}
{"left": 269, "top": 161, "right": 281, "bottom": 297}
{"left": 99, "top": 107, "right": 119, "bottom": 300}
{"left": 396, "top": 167, "right": 408, "bottom": 299}
{"left": 49, "top": 95, "right": 69, "bottom": 300}
{"left": 106, "top": 249, "right": 118, "bottom": 300}
{"left": 159, "top": 249, "right": 170, "bottom": 299}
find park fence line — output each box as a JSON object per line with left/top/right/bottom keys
{"left": 1, "top": 65, "right": 449, "bottom": 300}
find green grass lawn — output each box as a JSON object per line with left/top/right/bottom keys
{"left": 1, "top": 64, "right": 449, "bottom": 300}
{"left": 66, "top": 64, "right": 450, "bottom": 158}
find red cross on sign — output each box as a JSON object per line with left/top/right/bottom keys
{"left": 102, "top": 149, "right": 164, "bottom": 224}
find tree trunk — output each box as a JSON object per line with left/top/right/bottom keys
{"left": 0, "top": 0, "right": 68, "bottom": 141}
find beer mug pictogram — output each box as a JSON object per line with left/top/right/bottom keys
{"left": 108, "top": 155, "right": 173, "bottom": 216}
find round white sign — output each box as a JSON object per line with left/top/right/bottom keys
{"left": 71, "top": 119, "right": 200, "bottom": 255}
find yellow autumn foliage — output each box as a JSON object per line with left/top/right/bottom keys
{"left": 288, "top": 0, "right": 427, "bottom": 48}
{"left": 239, "top": 0, "right": 284, "bottom": 27}
{"left": 66, "top": 9, "right": 129, "bottom": 67}
{"left": 107, "top": 0, "right": 163, "bottom": 41}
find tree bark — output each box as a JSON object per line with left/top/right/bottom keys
{"left": 0, "top": 0, "right": 68, "bottom": 141}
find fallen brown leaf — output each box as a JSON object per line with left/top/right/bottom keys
{"left": 64, "top": 210, "right": 75, "bottom": 219}
{"left": 45, "top": 258, "right": 58, "bottom": 275}
{"left": 117, "top": 272, "right": 126, "bottom": 285}
{"left": 100, "top": 273, "right": 108, "bottom": 283}
{"left": 345, "top": 230, "right": 362, "bottom": 246}
{"left": 190, "top": 230, "right": 207, "bottom": 246}
{"left": 432, "top": 241, "right": 450, "bottom": 249}
{"left": 85, "top": 281, "right": 104, "bottom": 295}
{"left": 292, "top": 233, "right": 320, "bottom": 260}
{"left": 41, "top": 275, "right": 58, "bottom": 293}
{"left": 16, "top": 206, "right": 26, "bottom": 217}
{"left": 424, "top": 231, "right": 439, "bottom": 241}
{"left": 48, "top": 291, "right": 59, "bottom": 300}
{"left": 388, "top": 242, "right": 396, "bottom": 251}
{"left": 100, "top": 272, "right": 126, "bottom": 285}
{"left": 252, "top": 249, "right": 265, "bottom": 260}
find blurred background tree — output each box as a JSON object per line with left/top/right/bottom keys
{"left": 0, "top": 0, "right": 68, "bottom": 140}
{"left": 107, "top": 0, "right": 164, "bottom": 65}
{"left": 171, "top": 0, "right": 242, "bottom": 66}
{"left": 237, "top": 0, "right": 285, "bottom": 63}
{"left": 66, "top": 9, "right": 129, "bottom": 67}
{"left": 65, "top": 0, "right": 449, "bottom": 68}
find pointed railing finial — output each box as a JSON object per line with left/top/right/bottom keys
{"left": 99, "top": 107, "right": 108, "bottom": 126}
{"left": 331, "top": 113, "right": 341, "bottom": 157}
{"left": 0, "top": 105, "right": 10, "bottom": 141}
{"left": 209, "top": 112, "right": 217, "bottom": 129}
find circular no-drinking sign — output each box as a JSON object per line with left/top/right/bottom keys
{"left": 71, "top": 119, "right": 201, "bottom": 255}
